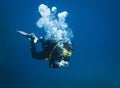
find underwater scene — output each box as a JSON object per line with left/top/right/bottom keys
{"left": 0, "top": 0, "right": 120, "bottom": 88}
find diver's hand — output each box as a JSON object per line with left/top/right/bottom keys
{"left": 57, "top": 60, "right": 69, "bottom": 67}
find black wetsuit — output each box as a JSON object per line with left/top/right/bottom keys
{"left": 30, "top": 38, "right": 67, "bottom": 68}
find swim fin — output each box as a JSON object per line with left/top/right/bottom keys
{"left": 16, "top": 30, "right": 31, "bottom": 37}
{"left": 17, "top": 30, "right": 38, "bottom": 43}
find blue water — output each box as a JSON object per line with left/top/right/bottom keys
{"left": 0, "top": 0, "right": 120, "bottom": 88}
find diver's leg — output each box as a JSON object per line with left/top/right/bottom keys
{"left": 30, "top": 37, "right": 45, "bottom": 60}
{"left": 37, "top": 37, "right": 45, "bottom": 47}
{"left": 17, "top": 30, "right": 45, "bottom": 60}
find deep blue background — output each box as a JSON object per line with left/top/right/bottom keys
{"left": 0, "top": 0, "right": 120, "bottom": 88}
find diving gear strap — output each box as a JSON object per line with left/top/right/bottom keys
{"left": 46, "top": 40, "right": 65, "bottom": 60}
{"left": 46, "top": 40, "right": 72, "bottom": 60}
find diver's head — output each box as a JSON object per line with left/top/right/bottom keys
{"left": 62, "top": 42, "right": 73, "bottom": 60}
{"left": 63, "top": 42, "right": 73, "bottom": 57}
{"left": 63, "top": 42, "right": 73, "bottom": 51}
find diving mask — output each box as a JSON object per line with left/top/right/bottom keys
{"left": 63, "top": 48, "right": 72, "bottom": 57}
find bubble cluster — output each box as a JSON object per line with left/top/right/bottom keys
{"left": 36, "top": 4, "right": 73, "bottom": 43}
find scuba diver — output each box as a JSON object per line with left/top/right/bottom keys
{"left": 17, "top": 30, "right": 73, "bottom": 68}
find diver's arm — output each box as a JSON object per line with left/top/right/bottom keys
{"left": 49, "top": 60, "right": 60, "bottom": 68}
{"left": 50, "top": 64, "right": 59, "bottom": 68}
